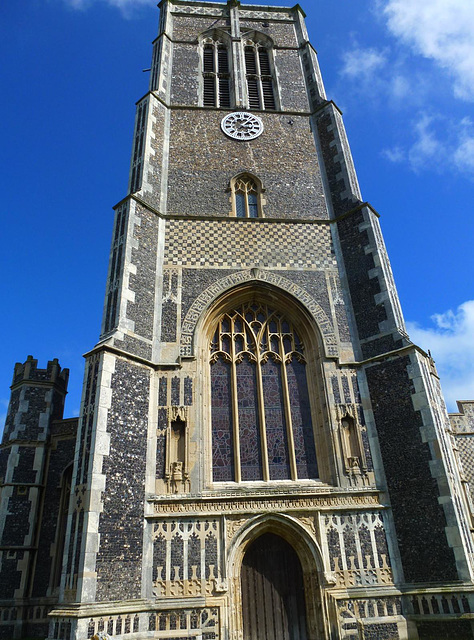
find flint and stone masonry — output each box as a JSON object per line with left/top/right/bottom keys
{"left": 1, "top": 2, "right": 474, "bottom": 639}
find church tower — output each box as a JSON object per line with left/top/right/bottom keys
{"left": 2, "top": 1, "right": 474, "bottom": 639}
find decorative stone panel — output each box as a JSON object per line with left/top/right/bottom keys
{"left": 239, "top": 10, "right": 293, "bottom": 21}
{"left": 69, "top": 607, "right": 220, "bottom": 640}
{"left": 322, "top": 512, "right": 393, "bottom": 587}
{"left": 152, "top": 519, "right": 223, "bottom": 597}
{"left": 164, "top": 219, "right": 336, "bottom": 269}
{"left": 337, "top": 597, "right": 402, "bottom": 640}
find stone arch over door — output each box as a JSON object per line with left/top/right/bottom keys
{"left": 180, "top": 268, "right": 338, "bottom": 358}
{"left": 227, "top": 514, "right": 328, "bottom": 640}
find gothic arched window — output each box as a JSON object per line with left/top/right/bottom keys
{"left": 201, "top": 36, "right": 231, "bottom": 108}
{"left": 231, "top": 174, "right": 262, "bottom": 218}
{"left": 244, "top": 39, "right": 276, "bottom": 110}
{"left": 210, "top": 302, "right": 318, "bottom": 482}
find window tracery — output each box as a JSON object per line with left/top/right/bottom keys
{"left": 201, "top": 36, "right": 231, "bottom": 108}
{"left": 210, "top": 302, "right": 318, "bottom": 483}
{"left": 233, "top": 175, "right": 259, "bottom": 218}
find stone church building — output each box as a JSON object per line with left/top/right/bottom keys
{"left": 1, "top": 1, "right": 474, "bottom": 638}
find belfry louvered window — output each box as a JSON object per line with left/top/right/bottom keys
{"left": 202, "top": 39, "right": 231, "bottom": 108}
{"left": 210, "top": 302, "right": 318, "bottom": 483}
{"left": 244, "top": 42, "right": 276, "bottom": 110}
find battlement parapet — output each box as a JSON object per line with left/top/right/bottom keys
{"left": 12, "top": 356, "right": 69, "bottom": 391}
{"left": 450, "top": 400, "right": 474, "bottom": 434}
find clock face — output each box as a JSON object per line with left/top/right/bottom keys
{"left": 221, "top": 112, "right": 264, "bottom": 141}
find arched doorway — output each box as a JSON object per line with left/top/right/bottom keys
{"left": 241, "top": 533, "right": 308, "bottom": 640}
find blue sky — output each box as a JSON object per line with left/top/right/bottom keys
{"left": 1, "top": 0, "right": 473, "bottom": 430}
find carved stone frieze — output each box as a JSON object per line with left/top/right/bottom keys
{"left": 171, "top": 5, "right": 227, "bottom": 16}
{"left": 150, "top": 492, "right": 381, "bottom": 516}
{"left": 239, "top": 10, "right": 293, "bottom": 20}
{"left": 153, "top": 578, "right": 218, "bottom": 598}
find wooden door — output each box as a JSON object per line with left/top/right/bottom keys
{"left": 241, "top": 533, "right": 308, "bottom": 640}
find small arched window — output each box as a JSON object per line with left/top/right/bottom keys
{"left": 210, "top": 302, "right": 318, "bottom": 483}
{"left": 244, "top": 38, "right": 276, "bottom": 110}
{"left": 231, "top": 174, "right": 264, "bottom": 218}
{"left": 201, "top": 36, "right": 231, "bottom": 108}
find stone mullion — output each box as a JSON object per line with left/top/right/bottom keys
{"left": 353, "top": 521, "right": 365, "bottom": 576}
{"left": 216, "top": 529, "right": 221, "bottom": 581}
{"left": 368, "top": 521, "right": 380, "bottom": 574}
{"left": 255, "top": 46, "right": 264, "bottom": 112}
{"left": 230, "top": 334, "right": 241, "bottom": 483}
{"left": 279, "top": 347, "right": 298, "bottom": 481}
{"left": 213, "top": 44, "right": 219, "bottom": 107}
{"left": 244, "top": 184, "right": 250, "bottom": 218}
{"left": 165, "top": 532, "right": 171, "bottom": 585}
{"left": 183, "top": 533, "right": 189, "bottom": 583}
{"left": 256, "top": 353, "right": 270, "bottom": 482}
{"left": 200, "top": 531, "right": 206, "bottom": 583}
{"left": 337, "top": 521, "right": 348, "bottom": 572}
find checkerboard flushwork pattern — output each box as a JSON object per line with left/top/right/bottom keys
{"left": 164, "top": 219, "right": 336, "bottom": 269}
{"left": 458, "top": 437, "right": 474, "bottom": 485}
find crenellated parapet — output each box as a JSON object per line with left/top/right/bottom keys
{"left": 12, "top": 355, "right": 69, "bottom": 390}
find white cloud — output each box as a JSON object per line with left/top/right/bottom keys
{"left": 382, "top": 0, "right": 474, "bottom": 101}
{"left": 407, "top": 300, "right": 474, "bottom": 411}
{"left": 407, "top": 113, "right": 444, "bottom": 171}
{"left": 382, "top": 112, "right": 474, "bottom": 177}
{"left": 390, "top": 74, "right": 410, "bottom": 100}
{"left": 341, "top": 47, "right": 388, "bottom": 80}
{"left": 381, "top": 146, "right": 405, "bottom": 163}
{"left": 454, "top": 119, "right": 474, "bottom": 174}
{"left": 338, "top": 44, "right": 425, "bottom": 106}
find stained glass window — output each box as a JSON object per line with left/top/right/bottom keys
{"left": 287, "top": 358, "right": 318, "bottom": 479}
{"left": 262, "top": 356, "right": 291, "bottom": 480}
{"left": 211, "top": 358, "right": 234, "bottom": 481}
{"left": 210, "top": 302, "right": 318, "bottom": 482}
{"left": 237, "top": 354, "right": 263, "bottom": 480}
